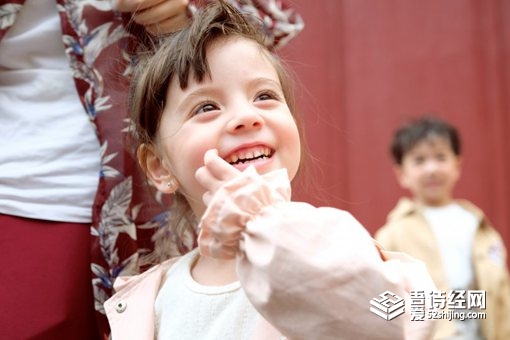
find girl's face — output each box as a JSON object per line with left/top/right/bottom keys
{"left": 152, "top": 37, "right": 301, "bottom": 216}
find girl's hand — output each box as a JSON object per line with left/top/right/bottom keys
{"left": 195, "top": 149, "right": 241, "bottom": 206}
{"left": 112, "top": 0, "right": 190, "bottom": 35}
{"left": 196, "top": 151, "right": 290, "bottom": 259}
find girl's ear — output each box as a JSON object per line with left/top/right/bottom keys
{"left": 137, "top": 144, "right": 179, "bottom": 194}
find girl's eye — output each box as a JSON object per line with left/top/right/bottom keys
{"left": 194, "top": 103, "right": 217, "bottom": 115}
{"left": 255, "top": 91, "right": 279, "bottom": 102}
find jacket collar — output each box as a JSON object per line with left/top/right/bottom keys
{"left": 387, "top": 197, "right": 488, "bottom": 227}
{"left": 113, "top": 257, "right": 179, "bottom": 292}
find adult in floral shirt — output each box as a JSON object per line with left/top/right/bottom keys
{"left": 0, "top": 0, "right": 303, "bottom": 338}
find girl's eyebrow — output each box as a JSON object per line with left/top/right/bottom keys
{"left": 184, "top": 88, "right": 216, "bottom": 100}
{"left": 182, "top": 77, "right": 282, "bottom": 100}
{"left": 251, "top": 77, "right": 282, "bottom": 89}
{"left": 171, "top": 87, "right": 217, "bottom": 116}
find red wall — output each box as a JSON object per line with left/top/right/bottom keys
{"left": 279, "top": 0, "right": 510, "bottom": 255}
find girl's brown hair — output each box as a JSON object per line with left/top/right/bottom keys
{"left": 130, "top": 0, "right": 300, "bottom": 263}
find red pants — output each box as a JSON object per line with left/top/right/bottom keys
{"left": 0, "top": 214, "right": 99, "bottom": 340}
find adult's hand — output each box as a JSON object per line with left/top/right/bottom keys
{"left": 112, "top": 0, "right": 190, "bottom": 35}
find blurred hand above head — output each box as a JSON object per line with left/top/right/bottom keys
{"left": 112, "top": 0, "right": 190, "bottom": 35}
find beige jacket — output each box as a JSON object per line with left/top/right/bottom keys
{"left": 106, "top": 169, "right": 437, "bottom": 339}
{"left": 375, "top": 198, "right": 510, "bottom": 340}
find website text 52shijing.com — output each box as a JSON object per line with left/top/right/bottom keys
{"left": 427, "top": 309, "right": 486, "bottom": 321}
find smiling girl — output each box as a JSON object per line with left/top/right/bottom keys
{"left": 105, "top": 2, "right": 436, "bottom": 339}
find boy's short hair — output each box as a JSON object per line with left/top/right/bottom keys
{"left": 390, "top": 116, "right": 461, "bottom": 165}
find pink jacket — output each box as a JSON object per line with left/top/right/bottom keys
{"left": 105, "top": 168, "right": 436, "bottom": 339}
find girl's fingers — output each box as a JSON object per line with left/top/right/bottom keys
{"left": 203, "top": 149, "right": 239, "bottom": 182}
{"left": 196, "top": 149, "right": 241, "bottom": 205}
{"left": 195, "top": 165, "right": 219, "bottom": 192}
{"left": 195, "top": 165, "right": 223, "bottom": 206}
{"left": 202, "top": 191, "right": 213, "bottom": 206}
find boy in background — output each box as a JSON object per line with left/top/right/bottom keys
{"left": 375, "top": 116, "right": 510, "bottom": 340}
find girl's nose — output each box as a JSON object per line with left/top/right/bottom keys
{"left": 227, "top": 108, "right": 264, "bottom": 133}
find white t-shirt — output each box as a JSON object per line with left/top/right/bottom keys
{"left": 155, "top": 249, "right": 260, "bottom": 340}
{"left": 0, "top": 0, "right": 101, "bottom": 222}
{"left": 423, "top": 202, "right": 482, "bottom": 340}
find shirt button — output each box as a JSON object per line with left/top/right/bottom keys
{"left": 115, "top": 300, "right": 127, "bottom": 313}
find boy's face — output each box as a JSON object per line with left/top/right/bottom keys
{"left": 148, "top": 36, "right": 301, "bottom": 217}
{"left": 395, "top": 136, "right": 461, "bottom": 206}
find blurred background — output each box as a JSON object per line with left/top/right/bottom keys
{"left": 278, "top": 0, "right": 509, "bottom": 259}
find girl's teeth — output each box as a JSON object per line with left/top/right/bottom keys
{"left": 226, "top": 146, "right": 272, "bottom": 164}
